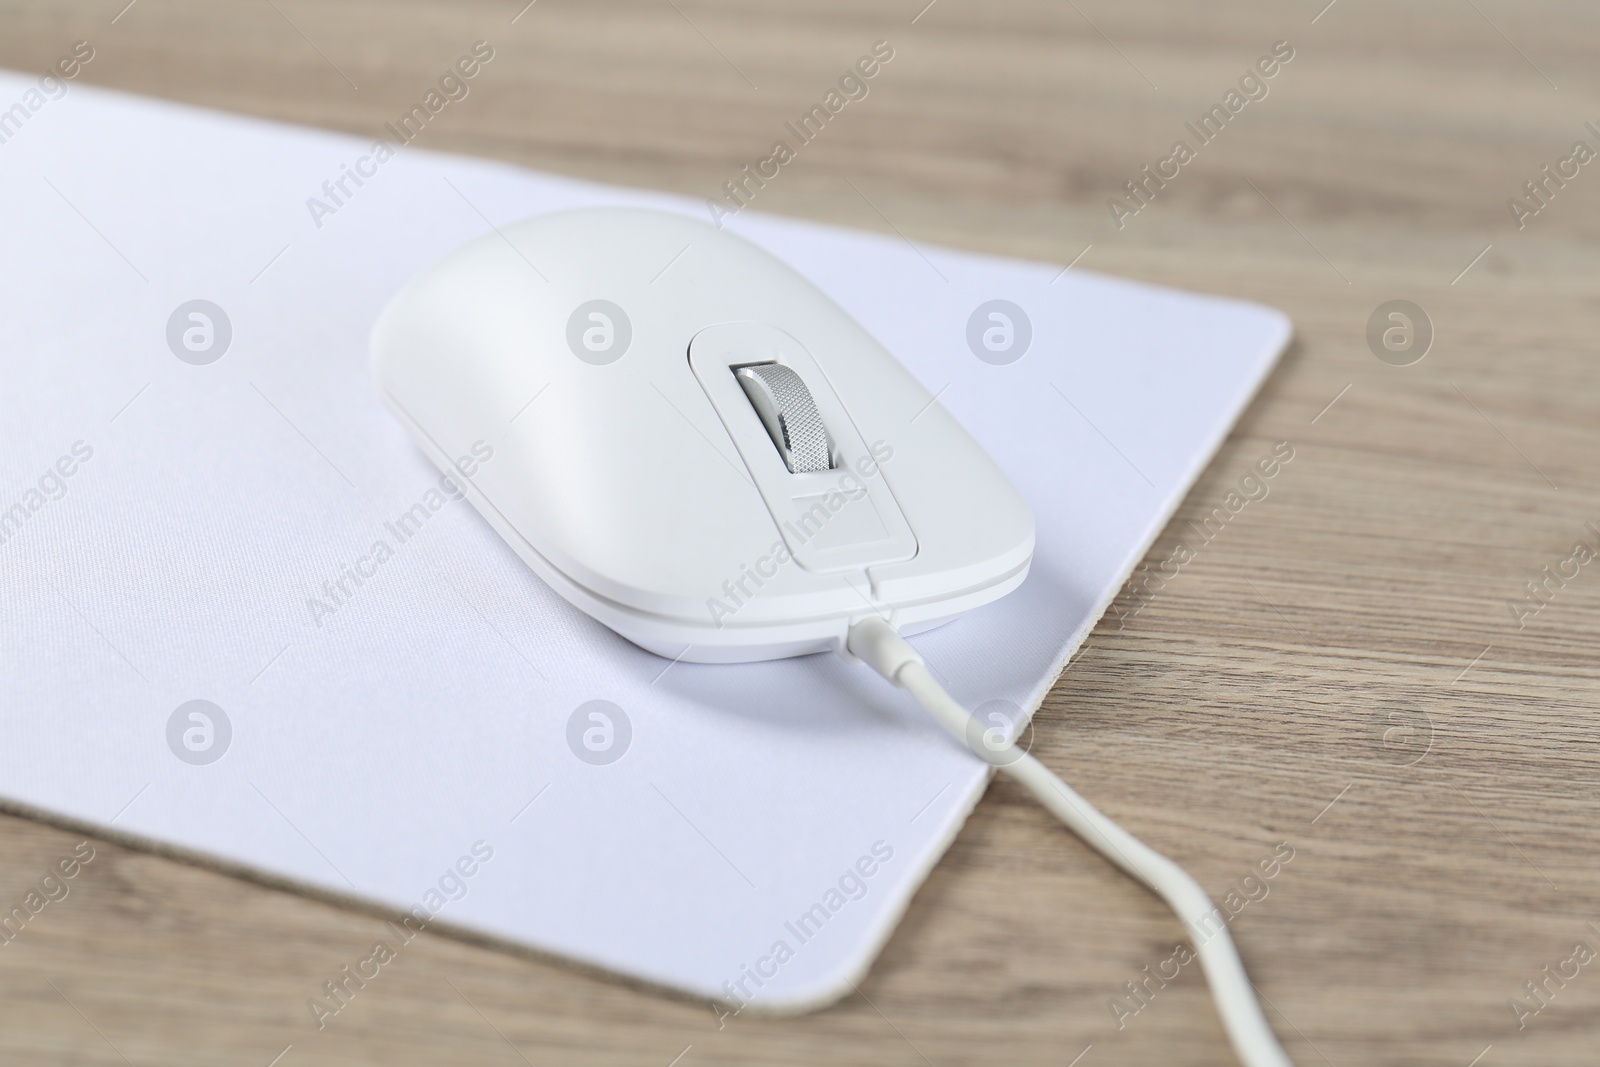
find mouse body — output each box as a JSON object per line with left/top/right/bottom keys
{"left": 370, "top": 207, "right": 1032, "bottom": 662}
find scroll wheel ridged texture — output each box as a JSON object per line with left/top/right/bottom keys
{"left": 734, "top": 363, "right": 833, "bottom": 473}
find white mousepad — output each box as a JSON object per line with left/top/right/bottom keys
{"left": 0, "top": 72, "right": 1289, "bottom": 1012}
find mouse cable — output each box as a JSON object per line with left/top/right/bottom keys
{"left": 846, "top": 617, "right": 1294, "bottom": 1067}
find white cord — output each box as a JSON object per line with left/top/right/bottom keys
{"left": 845, "top": 617, "right": 1294, "bottom": 1067}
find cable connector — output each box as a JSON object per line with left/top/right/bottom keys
{"left": 845, "top": 616, "right": 923, "bottom": 684}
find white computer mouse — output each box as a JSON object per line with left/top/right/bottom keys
{"left": 370, "top": 207, "right": 1033, "bottom": 662}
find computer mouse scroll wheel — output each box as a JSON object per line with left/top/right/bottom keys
{"left": 734, "top": 363, "right": 835, "bottom": 474}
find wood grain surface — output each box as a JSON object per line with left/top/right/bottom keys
{"left": 3, "top": 1, "right": 1599, "bottom": 1064}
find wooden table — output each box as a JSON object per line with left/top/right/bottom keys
{"left": 3, "top": 1, "right": 1597, "bottom": 1063}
